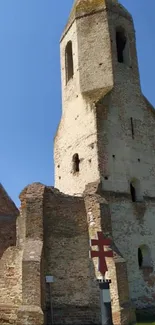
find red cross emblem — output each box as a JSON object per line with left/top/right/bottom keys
{"left": 90, "top": 232, "right": 113, "bottom": 275}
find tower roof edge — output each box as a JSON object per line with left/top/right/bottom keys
{"left": 61, "top": 0, "right": 132, "bottom": 42}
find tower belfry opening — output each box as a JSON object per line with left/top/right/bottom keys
{"left": 116, "top": 27, "right": 127, "bottom": 63}
{"left": 65, "top": 41, "right": 74, "bottom": 83}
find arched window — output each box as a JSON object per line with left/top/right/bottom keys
{"left": 130, "top": 179, "right": 143, "bottom": 202}
{"left": 72, "top": 153, "right": 80, "bottom": 173}
{"left": 116, "top": 27, "right": 129, "bottom": 64}
{"left": 65, "top": 41, "right": 74, "bottom": 83}
{"left": 138, "top": 245, "right": 153, "bottom": 269}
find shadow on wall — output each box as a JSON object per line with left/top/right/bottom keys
{"left": 42, "top": 186, "right": 101, "bottom": 325}
{"left": 0, "top": 215, "right": 16, "bottom": 258}
{"left": 0, "top": 214, "right": 22, "bottom": 323}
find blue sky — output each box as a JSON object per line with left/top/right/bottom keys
{"left": 0, "top": 0, "right": 155, "bottom": 207}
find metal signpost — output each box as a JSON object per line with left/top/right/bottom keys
{"left": 46, "top": 275, "right": 55, "bottom": 325}
{"left": 90, "top": 232, "right": 114, "bottom": 325}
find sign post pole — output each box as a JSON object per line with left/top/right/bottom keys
{"left": 98, "top": 279, "right": 113, "bottom": 325}
{"left": 46, "top": 275, "right": 55, "bottom": 325}
{"left": 49, "top": 282, "right": 54, "bottom": 325}
{"left": 90, "top": 232, "right": 113, "bottom": 325}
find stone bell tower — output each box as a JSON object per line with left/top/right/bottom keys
{"left": 54, "top": 0, "right": 141, "bottom": 196}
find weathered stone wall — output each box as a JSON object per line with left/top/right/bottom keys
{"left": 109, "top": 196, "right": 155, "bottom": 311}
{"left": 77, "top": 10, "right": 113, "bottom": 95}
{"left": 54, "top": 91, "right": 99, "bottom": 197}
{"left": 0, "top": 184, "right": 19, "bottom": 218}
{"left": 54, "top": 7, "right": 115, "bottom": 196}
{"left": 54, "top": 2, "right": 141, "bottom": 199}
{"left": 43, "top": 186, "right": 101, "bottom": 324}
{"left": 0, "top": 182, "right": 137, "bottom": 325}
{"left": 0, "top": 246, "right": 22, "bottom": 306}
{"left": 96, "top": 7, "right": 154, "bottom": 193}
{"left": 88, "top": 5, "right": 155, "bottom": 315}
{"left": 95, "top": 22, "right": 155, "bottom": 307}
{"left": 0, "top": 247, "right": 23, "bottom": 324}
{"left": 97, "top": 89, "right": 155, "bottom": 197}
{"left": 0, "top": 187, "right": 21, "bottom": 324}
{"left": 0, "top": 215, "right": 16, "bottom": 258}
{"left": 0, "top": 211, "right": 26, "bottom": 324}
{"left": 0, "top": 1, "right": 154, "bottom": 324}
{"left": 17, "top": 183, "right": 45, "bottom": 325}
{"left": 97, "top": 89, "right": 155, "bottom": 312}
{"left": 84, "top": 182, "right": 136, "bottom": 325}
{"left": 54, "top": 0, "right": 155, "bottom": 320}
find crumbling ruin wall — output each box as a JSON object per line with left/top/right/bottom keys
{"left": 109, "top": 195, "right": 155, "bottom": 313}
{"left": 0, "top": 186, "right": 21, "bottom": 324}
{"left": 17, "top": 183, "right": 45, "bottom": 325}
{"left": 43, "top": 186, "right": 101, "bottom": 325}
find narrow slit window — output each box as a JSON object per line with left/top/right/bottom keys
{"left": 138, "top": 248, "right": 143, "bottom": 268}
{"left": 130, "top": 182, "right": 136, "bottom": 202}
{"left": 65, "top": 41, "right": 74, "bottom": 83}
{"left": 130, "top": 179, "right": 143, "bottom": 202}
{"left": 72, "top": 153, "right": 80, "bottom": 173}
{"left": 130, "top": 117, "right": 134, "bottom": 139}
{"left": 116, "top": 27, "right": 129, "bottom": 65}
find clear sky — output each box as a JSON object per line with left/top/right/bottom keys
{"left": 0, "top": 0, "right": 155, "bottom": 207}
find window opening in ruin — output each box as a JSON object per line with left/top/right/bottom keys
{"left": 130, "top": 118, "right": 134, "bottom": 139}
{"left": 116, "top": 27, "right": 127, "bottom": 63}
{"left": 72, "top": 153, "right": 80, "bottom": 173}
{"left": 138, "top": 245, "right": 153, "bottom": 269}
{"left": 130, "top": 179, "right": 143, "bottom": 202}
{"left": 138, "top": 248, "right": 143, "bottom": 268}
{"left": 65, "top": 41, "right": 74, "bottom": 83}
{"left": 130, "top": 182, "right": 136, "bottom": 202}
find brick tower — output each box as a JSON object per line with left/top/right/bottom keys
{"left": 54, "top": 0, "right": 141, "bottom": 196}
{"left": 54, "top": 0, "right": 155, "bottom": 321}
{"left": 1, "top": 1, "right": 154, "bottom": 325}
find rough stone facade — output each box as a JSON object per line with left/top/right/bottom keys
{"left": 0, "top": 182, "right": 136, "bottom": 325}
{"left": 0, "top": 0, "right": 155, "bottom": 324}
{"left": 54, "top": 0, "right": 155, "bottom": 321}
{"left": 0, "top": 184, "right": 20, "bottom": 324}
